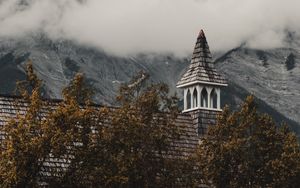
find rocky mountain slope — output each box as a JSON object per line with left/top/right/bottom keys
{"left": 0, "top": 35, "right": 299, "bottom": 135}
{"left": 0, "top": 35, "right": 189, "bottom": 105}
{"left": 216, "top": 46, "right": 300, "bottom": 129}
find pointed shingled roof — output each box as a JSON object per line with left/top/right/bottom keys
{"left": 177, "top": 30, "right": 227, "bottom": 87}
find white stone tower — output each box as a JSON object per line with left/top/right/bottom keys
{"left": 177, "top": 30, "right": 228, "bottom": 113}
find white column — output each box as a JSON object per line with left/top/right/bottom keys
{"left": 190, "top": 87, "right": 193, "bottom": 109}
{"left": 183, "top": 88, "right": 187, "bottom": 110}
{"left": 207, "top": 87, "right": 212, "bottom": 109}
{"left": 217, "top": 88, "right": 221, "bottom": 109}
{"left": 197, "top": 86, "right": 202, "bottom": 108}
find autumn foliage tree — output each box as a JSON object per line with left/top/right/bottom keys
{"left": 56, "top": 71, "right": 196, "bottom": 187}
{"left": 102, "top": 71, "right": 184, "bottom": 187}
{"left": 45, "top": 73, "right": 110, "bottom": 187}
{"left": 196, "top": 95, "right": 300, "bottom": 188}
{"left": 2, "top": 62, "right": 299, "bottom": 188}
{"left": 0, "top": 62, "right": 106, "bottom": 187}
{"left": 0, "top": 65, "right": 196, "bottom": 187}
{"left": 0, "top": 62, "right": 50, "bottom": 187}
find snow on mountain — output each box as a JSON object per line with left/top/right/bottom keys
{"left": 0, "top": 35, "right": 189, "bottom": 105}
{"left": 0, "top": 34, "right": 299, "bottom": 135}
{"left": 216, "top": 46, "right": 300, "bottom": 126}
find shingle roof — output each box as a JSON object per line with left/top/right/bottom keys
{"left": 177, "top": 30, "right": 227, "bottom": 87}
{"left": 188, "top": 109, "right": 219, "bottom": 136}
{"left": 0, "top": 95, "right": 218, "bottom": 182}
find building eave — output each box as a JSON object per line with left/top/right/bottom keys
{"left": 176, "top": 80, "right": 228, "bottom": 88}
{"left": 182, "top": 107, "right": 223, "bottom": 113}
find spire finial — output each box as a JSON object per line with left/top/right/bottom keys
{"left": 198, "top": 29, "right": 205, "bottom": 38}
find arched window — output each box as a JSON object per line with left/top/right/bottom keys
{"left": 201, "top": 88, "right": 208, "bottom": 108}
{"left": 186, "top": 89, "right": 191, "bottom": 109}
{"left": 193, "top": 88, "right": 198, "bottom": 108}
{"left": 211, "top": 88, "right": 218, "bottom": 109}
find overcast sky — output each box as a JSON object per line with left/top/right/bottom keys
{"left": 0, "top": 0, "right": 299, "bottom": 56}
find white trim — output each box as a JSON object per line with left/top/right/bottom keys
{"left": 177, "top": 81, "right": 228, "bottom": 88}
{"left": 197, "top": 85, "right": 202, "bottom": 108}
{"left": 183, "top": 89, "right": 187, "bottom": 110}
{"left": 182, "top": 106, "right": 222, "bottom": 113}
{"left": 207, "top": 87, "right": 212, "bottom": 108}
{"left": 216, "top": 88, "right": 221, "bottom": 109}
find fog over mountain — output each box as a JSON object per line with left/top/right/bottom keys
{"left": 0, "top": 0, "right": 299, "bottom": 135}
{"left": 0, "top": 34, "right": 299, "bottom": 135}
{"left": 1, "top": 0, "right": 300, "bottom": 56}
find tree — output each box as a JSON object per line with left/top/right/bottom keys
{"left": 0, "top": 65, "right": 198, "bottom": 187}
{"left": 104, "top": 73, "right": 182, "bottom": 187}
{"left": 0, "top": 61, "right": 50, "bottom": 187}
{"left": 56, "top": 71, "right": 197, "bottom": 187}
{"left": 0, "top": 62, "right": 107, "bottom": 187}
{"left": 196, "top": 95, "right": 300, "bottom": 188}
{"left": 44, "top": 73, "right": 110, "bottom": 187}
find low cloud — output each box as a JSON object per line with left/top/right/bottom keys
{"left": 0, "top": 0, "right": 300, "bottom": 56}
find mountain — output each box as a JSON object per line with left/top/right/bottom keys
{"left": 0, "top": 35, "right": 189, "bottom": 105}
{"left": 0, "top": 34, "right": 299, "bottom": 135}
{"left": 216, "top": 46, "right": 300, "bottom": 133}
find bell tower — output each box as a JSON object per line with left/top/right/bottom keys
{"left": 177, "top": 30, "right": 227, "bottom": 113}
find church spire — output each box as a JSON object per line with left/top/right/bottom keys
{"left": 177, "top": 29, "right": 226, "bottom": 88}
{"left": 177, "top": 29, "right": 227, "bottom": 112}
{"left": 192, "top": 29, "right": 213, "bottom": 69}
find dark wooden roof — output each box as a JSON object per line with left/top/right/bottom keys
{"left": 177, "top": 30, "right": 227, "bottom": 87}
{"left": 0, "top": 95, "right": 218, "bottom": 182}
{"left": 188, "top": 109, "right": 219, "bottom": 136}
